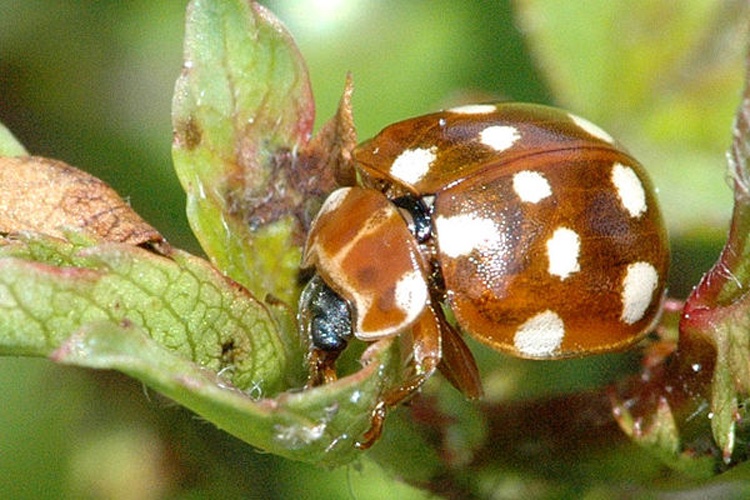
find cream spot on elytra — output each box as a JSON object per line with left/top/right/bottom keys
{"left": 354, "top": 270, "right": 428, "bottom": 341}
{"left": 389, "top": 147, "right": 437, "bottom": 186}
{"left": 448, "top": 104, "right": 497, "bottom": 114}
{"left": 317, "top": 187, "right": 351, "bottom": 217}
{"left": 434, "top": 213, "right": 504, "bottom": 259}
{"left": 612, "top": 163, "right": 647, "bottom": 218}
{"left": 479, "top": 125, "right": 521, "bottom": 152}
{"left": 514, "top": 310, "right": 565, "bottom": 357}
{"left": 620, "top": 261, "right": 659, "bottom": 324}
{"left": 546, "top": 227, "right": 580, "bottom": 280}
{"left": 568, "top": 113, "right": 615, "bottom": 144}
{"left": 394, "top": 270, "right": 429, "bottom": 321}
{"left": 512, "top": 170, "right": 552, "bottom": 203}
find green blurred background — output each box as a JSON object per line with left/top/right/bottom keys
{"left": 0, "top": 0, "right": 746, "bottom": 498}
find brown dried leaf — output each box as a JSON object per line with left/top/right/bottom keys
{"left": 0, "top": 156, "right": 169, "bottom": 252}
{"left": 303, "top": 75, "right": 358, "bottom": 188}
{"left": 294, "top": 76, "right": 358, "bottom": 228}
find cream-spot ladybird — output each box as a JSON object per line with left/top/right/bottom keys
{"left": 298, "top": 103, "right": 670, "bottom": 449}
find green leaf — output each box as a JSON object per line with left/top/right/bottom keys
{"left": 172, "top": 0, "right": 315, "bottom": 306}
{"left": 51, "top": 318, "right": 401, "bottom": 466}
{"left": 613, "top": 388, "right": 715, "bottom": 478}
{"left": 0, "top": 232, "right": 404, "bottom": 466}
{"left": 0, "top": 122, "right": 27, "bottom": 156}
{"left": 0, "top": 232, "right": 294, "bottom": 393}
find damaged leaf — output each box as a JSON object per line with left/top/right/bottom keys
{"left": 172, "top": 0, "right": 316, "bottom": 305}
{"left": 0, "top": 156, "right": 168, "bottom": 252}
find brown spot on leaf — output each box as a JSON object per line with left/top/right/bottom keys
{"left": 200, "top": 79, "right": 358, "bottom": 247}
{"left": 221, "top": 339, "right": 237, "bottom": 365}
{"left": 175, "top": 115, "right": 203, "bottom": 151}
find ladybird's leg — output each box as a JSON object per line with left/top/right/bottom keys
{"left": 306, "top": 349, "right": 341, "bottom": 387}
{"left": 436, "top": 311, "right": 484, "bottom": 399}
{"left": 355, "top": 307, "right": 442, "bottom": 449}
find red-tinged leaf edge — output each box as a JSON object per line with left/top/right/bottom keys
{"left": 612, "top": 41, "right": 750, "bottom": 473}
{"left": 678, "top": 47, "right": 750, "bottom": 464}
